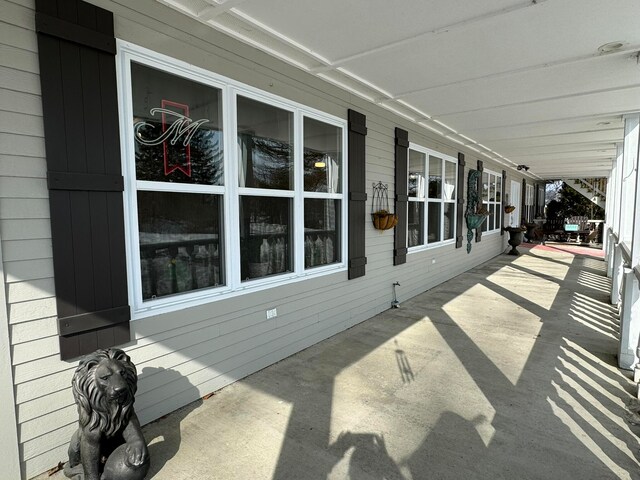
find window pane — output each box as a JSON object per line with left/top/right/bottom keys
{"left": 239, "top": 196, "right": 292, "bottom": 281}
{"left": 482, "top": 202, "right": 489, "bottom": 232}
{"left": 409, "top": 150, "right": 426, "bottom": 198}
{"left": 489, "top": 204, "right": 495, "bottom": 230}
{"left": 427, "top": 202, "right": 441, "bottom": 243}
{"left": 237, "top": 96, "right": 293, "bottom": 190}
{"left": 496, "top": 207, "right": 501, "bottom": 230}
{"left": 304, "top": 118, "right": 342, "bottom": 193}
{"left": 443, "top": 203, "right": 455, "bottom": 240}
{"left": 408, "top": 202, "right": 424, "bottom": 247}
{"left": 132, "top": 62, "right": 223, "bottom": 185}
{"left": 496, "top": 176, "right": 502, "bottom": 203}
{"left": 482, "top": 172, "right": 489, "bottom": 202}
{"left": 304, "top": 199, "right": 341, "bottom": 268}
{"left": 428, "top": 156, "right": 442, "bottom": 199}
{"left": 137, "top": 191, "right": 223, "bottom": 300}
{"left": 490, "top": 176, "right": 496, "bottom": 202}
{"left": 444, "top": 161, "right": 456, "bottom": 201}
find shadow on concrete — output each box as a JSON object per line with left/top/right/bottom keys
{"left": 135, "top": 245, "right": 639, "bottom": 480}
{"left": 138, "top": 367, "right": 203, "bottom": 477}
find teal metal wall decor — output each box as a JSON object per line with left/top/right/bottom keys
{"left": 465, "top": 169, "right": 489, "bottom": 253}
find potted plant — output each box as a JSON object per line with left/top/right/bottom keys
{"left": 371, "top": 182, "right": 398, "bottom": 231}
{"left": 466, "top": 205, "right": 490, "bottom": 230}
{"left": 503, "top": 225, "right": 526, "bottom": 255}
{"left": 371, "top": 209, "right": 398, "bottom": 230}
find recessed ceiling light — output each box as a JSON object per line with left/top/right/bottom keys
{"left": 597, "top": 42, "right": 625, "bottom": 54}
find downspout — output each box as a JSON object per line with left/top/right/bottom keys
{"left": 0, "top": 231, "right": 22, "bottom": 479}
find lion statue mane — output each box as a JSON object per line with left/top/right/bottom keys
{"left": 63, "top": 348, "right": 150, "bottom": 480}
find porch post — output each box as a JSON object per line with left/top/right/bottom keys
{"left": 619, "top": 268, "right": 639, "bottom": 369}
{"left": 0, "top": 232, "right": 22, "bottom": 479}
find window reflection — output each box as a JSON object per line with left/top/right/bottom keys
{"left": 443, "top": 203, "right": 455, "bottom": 240}
{"left": 444, "top": 161, "right": 456, "bottom": 201}
{"left": 304, "top": 118, "right": 342, "bottom": 193}
{"left": 132, "top": 62, "right": 224, "bottom": 185}
{"left": 237, "top": 96, "right": 293, "bottom": 190}
{"left": 409, "top": 150, "right": 426, "bottom": 198}
{"left": 428, "top": 155, "right": 442, "bottom": 199}
{"left": 304, "top": 199, "right": 340, "bottom": 268}
{"left": 239, "top": 196, "right": 292, "bottom": 281}
{"left": 408, "top": 202, "right": 424, "bottom": 247}
{"left": 427, "top": 202, "right": 441, "bottom": 243}
{"left": 137, "top": 191, "right": 223, "bottom": 300}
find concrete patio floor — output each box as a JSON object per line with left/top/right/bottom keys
{"left": 44, "top": 244, "right": 640, "bottom": 479}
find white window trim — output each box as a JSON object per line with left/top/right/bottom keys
{"left": 116, "top": 41, "right": 348, "bottom": 319}
{"left": 407, "top": 143, "right": 458, "bottom": 253}
{"left": 481, "top": 168, "right": 502, "bottom": 235}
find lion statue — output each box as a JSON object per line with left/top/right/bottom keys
{"left": 63, "top": 348, "right": 150, "bottom": 480}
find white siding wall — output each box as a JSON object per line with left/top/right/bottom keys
{"left": 0, "top": 0, "right": 524, "bottom": 477}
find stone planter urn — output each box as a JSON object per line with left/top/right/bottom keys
{"left": 504, "top": 226, "right": 526, "bottom": 255}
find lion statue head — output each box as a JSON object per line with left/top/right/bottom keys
{"left": 72, "top": 348, "right": 138, "bottom": 438}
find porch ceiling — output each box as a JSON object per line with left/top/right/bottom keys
{"left": 157, "top": 0, "right": 640, "bottom": 180}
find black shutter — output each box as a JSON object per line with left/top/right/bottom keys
{"left": 522, "top": 179, "right": 527, "bottom": 223}
{"left": 455, "top": 153, "right": 466, "bottom": 248}
{"left": 394, "top": 128, "right": 408, "bottom": 265}
{"left": 475, "top": 160, "right": 483, "bottom": 242}
{"left": 348, "top": 109, "right": 367, "bottom": 279}
{"left": 501, "top": 170, "right": 506, "bottom": 235}
{"left": 36, "top": 0, "right": 130, "bottom": 360}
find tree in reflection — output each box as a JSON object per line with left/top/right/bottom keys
{"left": 135, "top": 122, "right": 223, "bottom": 185}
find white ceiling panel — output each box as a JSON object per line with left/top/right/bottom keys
{"left": 400, "top": 54, "right": 640, "bottom": 117}
{"left": 158, "top": 0, "right": 640, "bottom": 179}
{"left": 237, "top": 0, "right": 527, "bottom": 62}
{"left": 438, "top": 87, "right": 640, "bottom": 132}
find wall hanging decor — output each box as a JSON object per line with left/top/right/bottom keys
{"left": 371, "top": 181, "right": 398, "bottom": 231}
{"left": 465, "top": 170, "right": 489, "bottom": 253}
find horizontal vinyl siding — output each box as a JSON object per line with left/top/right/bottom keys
{"left": 1, "top": 0, "right": 522, "bottom": 477}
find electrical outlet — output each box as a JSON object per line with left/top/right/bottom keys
{"left": 266, "top": 308, "right": 278, "bottom": 319}
{"left": 431, "top": 258, "right": 436, "bottom": 264}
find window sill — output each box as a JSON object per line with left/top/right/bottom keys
{"left": 407, "top": 239, "right": 456, "bottom": 254}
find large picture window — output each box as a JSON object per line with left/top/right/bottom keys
{"left": 407, "top": 144, "right": 457, "bottom": 250}
{"left": 119, "top": 45, "right": 347, "bottom": 317}
{"left": 481, "top": 170, "right": 502, "bottom": 233}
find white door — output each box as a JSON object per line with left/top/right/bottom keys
{"left": 510, "top": 180, "right": 521, "bottom": 227}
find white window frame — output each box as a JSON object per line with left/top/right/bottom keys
{"left": 481, "top": 169, "right": 502, "bottom": 234}
{"left": 407, "top": 143, "right": 458, "bottom": 252}
{"left": 117, "top": 42, "right": 348, "bottom": 319}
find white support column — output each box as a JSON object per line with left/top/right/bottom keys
{"left": 619, "top": 268, "right": 640, "bottom": 369}
{"left": 0, "top": 234, "right": 22, "bottom": 479}
{"left": 611, "top": 245, "right": 624, "bottom": 306}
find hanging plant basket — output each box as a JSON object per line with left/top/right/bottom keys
{"left": 504, "top": 205, "right": 516, "bottom": 213}
{"left": 371, "top": 182, "right": 398, "bottom": 231}
{"left": 371, "top": 210, "right": 398, "bottom": 230}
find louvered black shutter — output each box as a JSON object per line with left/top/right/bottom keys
{"left": 455, "top": 153, "right": 466, "bottom": 248}
{"left": 36, "top": 0, "right": 130, "bottom": 360}
{"left": 501, "top": 170, "right": 506, "bottom": 235}
{"left": 394, "top": 128, "right": 408, "bottom": 265}
{"left": 348, "top": 109, "right": 367, "bottom": 279}
{"left": 475, "top": 160, "right": 484, "bottom": 242}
